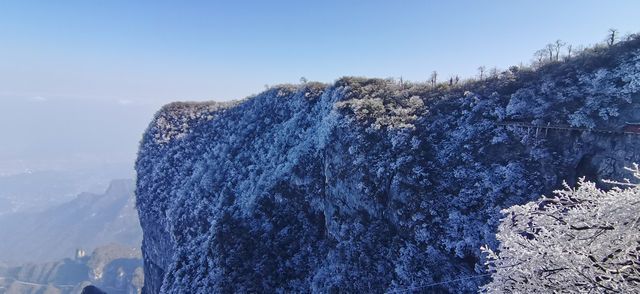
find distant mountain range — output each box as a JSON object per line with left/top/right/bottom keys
{"left": 0, "top": 164, "right": 134, "bottom": 215}
{"left": 0, "top": 243, "right": 143, "bottom": 294}
{"left": 0, "top": 179, "right": 142, "bottom": 264}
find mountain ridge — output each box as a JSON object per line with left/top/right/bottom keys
{"left": 0, "top": 179, "right": 142, "bottom": 264}
{"left": 0, "top": 242, "right": 143, "bottom": 294}
{"left": 136, "top": 37, "right": 640, "bottom": 293}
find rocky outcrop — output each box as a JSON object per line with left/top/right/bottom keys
{"left": 136, "top": 38, "right": 640, "bottom": 293}
{"left": 81, "top": 285, "right": 106, "bottom": 294}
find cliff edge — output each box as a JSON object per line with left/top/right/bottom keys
{"left": 136, "top": 39, "right": 640, "bottom": 293}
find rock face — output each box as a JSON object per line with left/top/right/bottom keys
{"left": 81, "top": 285, "right": 107, "bottom": 294}
{"left": 136, "top": 39, "right": 640, "bottom": 293}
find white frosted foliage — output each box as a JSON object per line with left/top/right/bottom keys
{"left": 482, "top": 164, "right": 640, "bottom": 293}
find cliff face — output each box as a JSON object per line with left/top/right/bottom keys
{"left": 136, "top": 40, "right": 640, "bottom": 293}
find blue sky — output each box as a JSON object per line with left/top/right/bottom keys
{"left": 0, "top": 1, "right": 639, "bottom": 175}
{"left": 1, "top": 0, "right": 639, "bottom": 104}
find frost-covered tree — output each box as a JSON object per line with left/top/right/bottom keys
{"left": 478, "top": 66, "right": 486, "bottom": 80}
{"left": 534, "top": 49, "right": 547, "bottom": 66}
{"left": 481, "top": 164, "right": 640, "bottom": 293}
{"left": 554, "top": 39, "right": 565, "bottom": 61}
{"left": 546, "top": 43, "right": 555, "bottom": 62}
{"left": 430, "top": 71, "right": 438, "bottom": 87}
{"left": 608, "top": 28, "right": 618, "bottom": 46}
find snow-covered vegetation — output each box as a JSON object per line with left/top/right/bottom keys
{"left": 136, "top": 37, "right": 640, "bottom": 293}
{"left": 482, "top": 164, "right": 640, "bottom": 293}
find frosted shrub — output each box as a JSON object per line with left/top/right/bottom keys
{"left": 482, "top": 164, "right": 640, "bottom": 293}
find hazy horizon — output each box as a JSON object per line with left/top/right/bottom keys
{"left": 0, "top": 95, "right": 157, "bottom": 176}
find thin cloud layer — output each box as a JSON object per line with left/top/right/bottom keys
{"left": 28, "top": 96, "right": 47, "bottom": 102}
{"left": 118, "top": 99, "right": 134, "bottom": 105}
